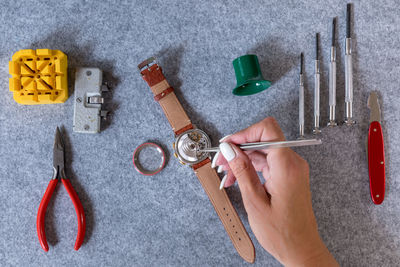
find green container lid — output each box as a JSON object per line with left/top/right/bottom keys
{"left": 232, "top": 54, "right": 271, "bottom": 96}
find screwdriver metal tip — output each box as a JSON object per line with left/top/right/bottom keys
{"left": 332, "top": 17, "right": 337, "bottom": 46}
{"left": 346, "top": 3, "right": 352, "bottom": 38}
{"left": 315, "top": 33, "right": 320, "bottom": 59}
{"left": 300, "top": 53, "right": 304, "bottom": 74}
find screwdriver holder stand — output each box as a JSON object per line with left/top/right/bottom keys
{"left": 73, "top": 68, "right": 108, "bottom": 134}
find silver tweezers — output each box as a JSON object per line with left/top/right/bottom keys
{"left": 200, "top": 139, "right": 322, "bottom": 153}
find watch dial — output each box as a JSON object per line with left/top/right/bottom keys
{"left": 175, "top": 129, "right": 211, "bottom": 165}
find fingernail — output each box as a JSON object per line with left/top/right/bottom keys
{"left": 219, "top": 134, "right": 232, "bottom": 142}
{"left": 211, "top": 151, "right": 220, "bottom": 168}
{"left": 220, "top": 174, "right": 228, "bottom": 190}
{"left": 217, "top": 165, "right": 224, "bottom": 173}
{"left": 219, "top": 143, "right": 236, "bottom": 162}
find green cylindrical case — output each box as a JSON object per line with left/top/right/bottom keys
{"left": 232, "top": 54, "right": 271, "bottom": 96}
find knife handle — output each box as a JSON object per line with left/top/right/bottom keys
{"left": 368, "top": 121, "right": 385, "bottom": 205}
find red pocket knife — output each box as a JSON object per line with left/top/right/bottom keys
{"left": 367, "top": 92, "right": 385, "bottom": 205}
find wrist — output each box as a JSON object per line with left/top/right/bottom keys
{"left": 284, "top": 242, "right": 338, "bottom": 267}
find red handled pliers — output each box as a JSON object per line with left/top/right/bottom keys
{"left": 36, "top": 127, "right": 86, "bottom": 251}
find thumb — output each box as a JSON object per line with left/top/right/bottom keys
{"left": 219, "top": 143, "right": 270, "bottom": 210}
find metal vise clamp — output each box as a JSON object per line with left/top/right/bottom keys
{"left": 73, "top": 68, "right": 108, "bottom": 133}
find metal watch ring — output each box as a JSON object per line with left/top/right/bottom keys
{"left": 133, "top": 142, "right": 166, "bottom": 176}
{"left": 174, "top": 128, "right": 211, "bottom": 165}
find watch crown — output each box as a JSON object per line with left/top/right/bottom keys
{"left": 173, "top": 152, "right": 178, "bottom": 158}
{"left": 172, "top": 142, "right": 175, "bottom": 149}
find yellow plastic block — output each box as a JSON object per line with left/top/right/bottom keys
{"left": 9, "top": 49, "right": 68, "bottom": 105}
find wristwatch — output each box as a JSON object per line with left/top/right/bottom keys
{"left": 138, "top": 57, "right": 255, "bottom": 263}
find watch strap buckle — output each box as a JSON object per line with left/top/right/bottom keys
{"left": 138, "top": 57, "right": 158, "bottom": 73}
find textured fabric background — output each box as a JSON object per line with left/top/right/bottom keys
{"left": 0, "top": 0, "right": 399, "bottom": 266}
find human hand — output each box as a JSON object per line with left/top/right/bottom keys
{"left": 213, "top": 117, "right": 338, "bottom": 266}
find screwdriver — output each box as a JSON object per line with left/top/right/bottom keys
{"left": 313, "top": 33, "right": 321, "bottom": 134}
{"left": 199, "top": 139, "right": 322, "bottom": 153}
{"left": 328, "top": 18, "right": 338, "bottom": 127}
{"left": 344, "top": 3, "right": 356, "bottom": 125}
{"left": 299, "top": 53, "right": 305, "bottom": 138}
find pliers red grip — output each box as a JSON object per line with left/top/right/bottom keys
{"left": 36, "top": 127, "right": 86, "bottom": 251}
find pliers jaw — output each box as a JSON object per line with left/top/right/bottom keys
{"left": 52, "top": 166, "right": 66, "bottom": 180}
{"left": 53, "top": 127, "right": 66, "bottom": 180}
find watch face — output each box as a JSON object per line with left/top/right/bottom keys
{"left": 174, "top": 129, "right": 211, "bottom": 165}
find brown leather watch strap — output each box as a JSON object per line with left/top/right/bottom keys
{"left": 194, "top": 161, "right": 255, "bottom": 263}
{"left": 139, "top": 58, "right": 255, "bottom": 262}
{"left": 140, "top": 63, "right": 193, "bottom": 135}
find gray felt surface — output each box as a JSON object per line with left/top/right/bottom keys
{"left": 0, "top": 0, "right": 399, "bottom": 266}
